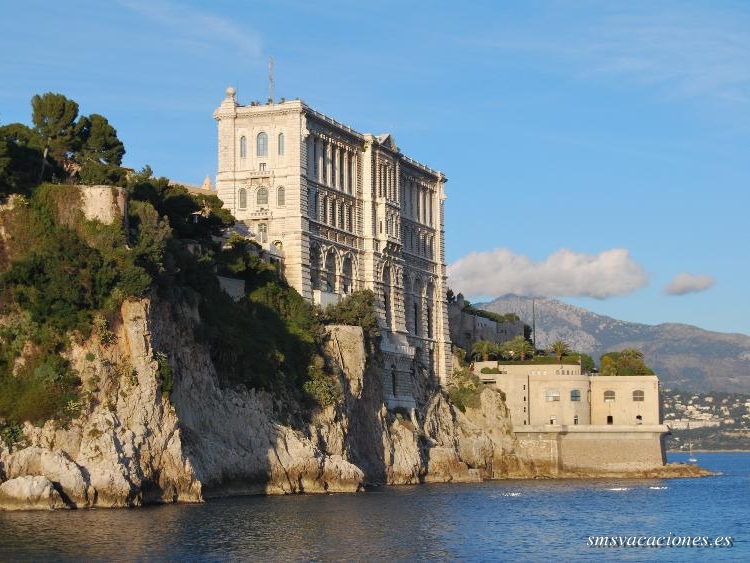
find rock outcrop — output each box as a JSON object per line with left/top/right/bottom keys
{"left": 0, "top": 476, "right": 68, "bottom": 511}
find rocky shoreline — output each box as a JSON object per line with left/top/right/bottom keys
{"left": 0, "top": 298, "right": 712, "bottom": 511}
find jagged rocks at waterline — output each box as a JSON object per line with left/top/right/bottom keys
{"left": 0, "top": 475, "right": 68, "bottom": 511}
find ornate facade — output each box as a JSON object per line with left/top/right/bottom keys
{"left": 214, "top": 88, "right": 452, "bottom": 407}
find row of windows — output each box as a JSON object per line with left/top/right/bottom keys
{"left": 402, "top": 182, "right": 433, "bottom": 227}
{"left": 544, "top": 414, "right": 643, "bottom": 426}
{"left": 311, "top": 193, "right": 355, "bottom": 232}
{"left": 309, "top": 137, "right": 355, "bottom": 194}
{"left": 239, "top": 132, "right": 284, "bottom": 158}
{"left": 545, "top": 389, "right": 645, "bottom": 402}
{"left": 238, "top": 186, "right": 285, "bottom": 209}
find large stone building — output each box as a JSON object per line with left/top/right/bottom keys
{"left": 448, "top": 293, "right": 524, "bottom": 354}
{"left": 214, "top": 88, "right": 452, "bottom": 407}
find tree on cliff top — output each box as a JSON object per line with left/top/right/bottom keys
{"left": 24, "top": 92, "right": 127, "bottom": 185}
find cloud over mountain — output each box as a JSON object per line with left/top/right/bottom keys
{"left": 447, "top": 247, "right": 648, "bottom": 300}
{"left": 664, "top": 273, "right": 716, "bottom": 296}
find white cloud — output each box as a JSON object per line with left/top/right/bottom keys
{"left": 663, "top": 273, "right": 716, "bottom": 296}
{"left": 119, "top": 0, "right": 262, "bottom": 58}
{"left": 447, "top": 247, "right": 648, "bottom": 300}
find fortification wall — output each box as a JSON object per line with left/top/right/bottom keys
{"left": 515, "top": 424, "right": 668, "bottom": 476}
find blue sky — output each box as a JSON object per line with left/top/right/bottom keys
{"left": 2, "top": 0, "right": 749, "bottom": 335}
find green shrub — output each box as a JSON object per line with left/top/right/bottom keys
{"left": 155, "top": 352, "right": 174, "bottom": 397}
{"left": 480, "top": 367, "right": 501, "bottom": 374}
{"left": 0, "top": 421, "right": 25, "bottom": 451}
{"left": 320, "top": 290, "right": 380, "bottom": 343}
{"left": 448, "top": 368, "right": 483, "bottom": 413}
{"left": 302, "top": 360, "right": 342, "bottom": 407}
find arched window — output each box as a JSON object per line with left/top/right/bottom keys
{"left": 573, "top": 415, "right": 579, "bottom": 425}
{"left": 238, "top": 188, "right": 247, "bottom": 209}
{"left": 545, "top": 389, "right": 560, "bottom": 402}
{"left": 570, "top": 389, "right": 581, "bottom": 402}
{"left": 310, "top": 245, "right": 321, "bottom": 290}
{"left": 321, "top": 196, "right": 328, "bottom": 223}
{"left": 325, "top": 250, "right": 336, "bottom": 292}
{"left": 257, "top": 187, "right": 268, "bottom": 206}
{"left": 239, "top": 136, "right": 247, "bottom": 158}
{"left": 278, "top": 132, "right": 285, "bottom": 156}
{"left": 277, "top": 186, "right": 285, "bottom": 207}
{"left": 391, "top": 365, "right": 397, "bottom": 396}
{"left": 342, "top": 255, "right": 353, "bottom": 294}
{"left": 604, "top": 390, "right": 616, "bottom": 402}
{"left": 258, "top": 223, "right": 268, "bottom": 243}
{"left": 256, "top": 132, "right": 268, "bottom": 156}
{"left": 633, "top": 390, "right": 645, "bottom": 402}
{"left": 330, "top": 200, "right": 336, "bottom": 226}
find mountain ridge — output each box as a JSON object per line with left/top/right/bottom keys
{"left": 480, "top": 294, "right": 750, "bottom": 393}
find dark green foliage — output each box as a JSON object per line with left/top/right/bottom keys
{"left": 2, "top": 185, "right": 151, "bottom": 335}
{"left": 156, "top": 352, "right": 174, "bottom": 397}
{"left": 76, "top": 114, "right": 125, "bottom": 166}
{"left": 127, "top": 200, "right": 172, "bottom": 276}
{"left": 31, "top": 92, "right": 81, "bottom": 167}
{"left": 0, "top": 123, "right": 44, "bottom": 197}
{"left": 0, "top": 342, "right": 81, "bottom": 425}
{"left": 448, "top": 368, "right": 483, "bottom": 413}
{"left": 320, "top": 290, "right": 380, "bottom": 343}
{"left": 0, "top": 421, "right": 24, "bottom": 450}
{"left": 302, "top": 359, "right": 342, "bottom": 407}
{"left": 0, "top": 183, "right": 157, "bottom": 426}
{"left": 77, "top": 161, "right": 126, "bottom": 186}
{"left": 126, "top": 172, "right": 234, "bottom": 242}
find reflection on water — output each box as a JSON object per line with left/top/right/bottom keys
{"left": 1, "top": 453, "right": 748, "bottom": 562}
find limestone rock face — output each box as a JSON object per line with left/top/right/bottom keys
{"left": 1, "top": 298, "right": 533, "bottom": 511}
{"left": 308, "top": 325, "right": 537, "bottom": 488}
{"left": 456, "top": 389, "right": 533, "bottom": 478}
{"left": 0, "top": 476, "right": 68, "bottom": 511}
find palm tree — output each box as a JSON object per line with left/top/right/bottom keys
{"left": 506, "top": 335, "right": 534, "bottom": 361}
{"left": 551, "top": 339, "right": 571, "bottom": 365}
{"left": 471, "top": 340, "right": 496, "bottom": 362}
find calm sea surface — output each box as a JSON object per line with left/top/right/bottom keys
{"left": 1, "top": 452, "right": 748, "bottom": 562}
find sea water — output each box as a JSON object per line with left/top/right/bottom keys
{"left": 1, "top": 452, "right": 747, "bottom": 562}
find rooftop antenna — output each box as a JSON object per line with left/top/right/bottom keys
{"left": 268, "top": 57, "right": 274, "bottom": 104}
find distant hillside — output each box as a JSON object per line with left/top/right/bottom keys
{"left": 481, "top": 295, "right": 750, "bottom": 393}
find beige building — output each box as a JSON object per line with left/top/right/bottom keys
{"left": 214, "top": 88, "right": 452, "bottom": 407}
{"left": 477, "top": 362, "right": 668, "bottom": 472}
{"left": 476, "top": 362, "right": 662, "bottom": 427}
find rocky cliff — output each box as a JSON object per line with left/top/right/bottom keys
{"left": 0, "top": 296, "right": 536, "bottom": 510}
